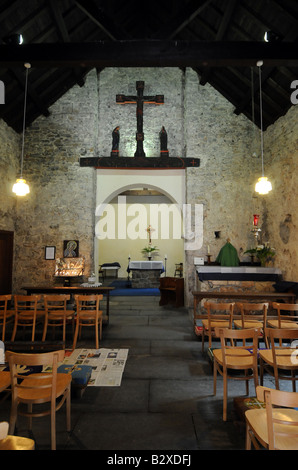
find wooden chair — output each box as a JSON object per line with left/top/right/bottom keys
{"left": 213, "top": 327, "right": 259, "bottom": 421}
{"left": 11, "top": 295, "right": 43, "bottom": 342}
{"left": 42, "top": 294, "right": 75, "bottom": 343}
{"left": 245, "top": 386, "right": 298, "bottom": 450}
{"left": 260, "top": 328, "right": 298, "bottom": 391}
{"left": 0, "top": 294, "right": 14, "bottom": 341}
{"left": 0, "top": 371, "right": 11, "bottom": 392}
{"left": 267, "top": 302, "right": 298, "bottom": 329}
{"left": 6, "top": 349, "right": 71, "bottom": 450}
{"left": 0, "top": 421, "right": 35, "bottom": 450}
{"left": 174, "top": 263, "right": 183, "bottom": 277}
{"left": 234, "top": 302, "right": 268, "bottom": 330}
{"left": 72, "top": 294, "right": 103, "bottom": 349}
{"left": 201, "top": 301, "right": 235, "bottom": 353}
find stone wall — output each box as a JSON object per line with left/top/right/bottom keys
{"left": 0, "top": 66, "right": 296, "bottom": 305}
{"left": 0, "top": 119, "right": 20, "bottom": 232}
{"left": 11, "top": 70, "right": 99, "bottom": 292}
{"left": 184, "top": 68, "right": 263, "bottom": 303}
{"left": 131, "top": 270, "right": 161, "bottom": 289}
{"left": 263, "top": 104, "right": 298, "bottom": 281}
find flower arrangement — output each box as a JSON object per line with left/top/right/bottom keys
{"left": 142, "top": 225, "right": 159, "bottom": 259}
{"left": 244, "top": 244, "right": 275, "bottom": 266}
{"left": 141, "top": 244, "right": 159, "bottom": 259}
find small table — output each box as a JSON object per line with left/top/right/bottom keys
{"left": 22, "top": 286, "right": 114, "bottom": 323}
{"left": 101, "top": 263, "right": 121, "bottom": 278}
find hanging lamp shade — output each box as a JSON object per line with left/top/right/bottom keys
{"left": 12, "top": 177, "right": 30, "bottom": 196}
{"left": 255, "top": 176, "right": 272, "bottom": 195}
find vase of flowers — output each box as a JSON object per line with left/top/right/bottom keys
{"left": 244, "top": 244, "right": 275, "bottom": 267}
{"left": 141, "top": 244, "right": 159, "bottom": 260}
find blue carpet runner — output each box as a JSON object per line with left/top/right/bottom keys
{"left": 109, "top": 280, "right": 159, "bottom": 296}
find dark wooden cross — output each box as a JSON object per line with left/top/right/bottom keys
{"left": 79, "top": 80, "right": 200, "bottom": 169}
{"left": 116, "top": 80, "right": 164, "bottom": 157}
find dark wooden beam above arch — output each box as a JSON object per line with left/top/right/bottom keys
{"left": 1, "top": 41, "right": 297, "bottom": 68}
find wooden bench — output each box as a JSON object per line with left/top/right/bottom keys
{"left": 159, "top": 277, "right": 184, "bottom": 308}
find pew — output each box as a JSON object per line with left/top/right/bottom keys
{"left": 159, "top": 277, "right": 184, "bottom": 308}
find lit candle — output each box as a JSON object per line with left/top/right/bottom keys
{"left": 165, "top": 254, "right": 167, "bottom": 259}
{"left": 207, "top": 245, "right": 210, "bottom": 254}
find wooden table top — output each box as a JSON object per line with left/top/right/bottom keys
{"left": 22, "top": 285, "right": 114, "bottom": 293}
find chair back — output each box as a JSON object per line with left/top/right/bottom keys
{"left": 215, "top": 327, "right": 260, "bottom": 370}
{"left": 75, "top": 294, "right": 103, "bottom": 318}
{"left": 6, "top": 349, "right": 65, "bottom": 403}
{"left": 0, "top": 295, "right": 12, "bottom": 316}
{"left": 236, "top": 302, "right": 268, "bottom": 328}
{"left": 205, "top": 301, "right": 235, "bottom": 326}
{"left": 0, "top": 295, "right": 12, "bottom": 341}
{"left": 44, "top": 294, "right": 70, "bottom": 316}
{"left": 14, "top": 295, "right": 41, "bottom": 318}
{"left": 256, "top": 386, "right": 298, "bottom": 450}
{"left": 272, "top": 302, "right": 298, "bottom": 328}
{"left": 264, "top": 327, "right": 298, "bottom": 367}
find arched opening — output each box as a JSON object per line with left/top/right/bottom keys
{"left": 95, "top": 170, "right": 185, "bottom": 281}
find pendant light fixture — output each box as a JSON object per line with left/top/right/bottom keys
{"left": 12, "top": 62, "right": 31, "bottom": 196}
{"left": 255, "top": 60, "right": 272, "bottom": 195}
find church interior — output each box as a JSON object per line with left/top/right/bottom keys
{"left": 0, "top": 0, "right": 298, "bottom": 452}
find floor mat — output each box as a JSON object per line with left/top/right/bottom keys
{"left": 63, "top": 348, "right": 128, "bottom": 386}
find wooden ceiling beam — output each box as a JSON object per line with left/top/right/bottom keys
{"left": 47, "top": 0, "right": 85, "bottom": 87}
{"left": 74, "top": 0, "right": 130, "bottom": 41}
{"left": 200, "top": 0, "right": 237, "bottom": 85}
{"left": 1, "top": 40, "right": 298, "bottom": 68}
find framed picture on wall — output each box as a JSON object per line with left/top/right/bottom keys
{"left": 45, "top": 246, "right": 56, "bottom": 260}
{"left": 63, "top": 240, "right": 79, "bottom": 258}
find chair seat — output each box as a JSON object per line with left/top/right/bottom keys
{"left": 245, "top": 408, "right": 298, "bottom": 450}
{"left": 267, "top": 319, "right": 298, "bottom": 329}
{"left": 259, "top": 349, "right": 298, "bottom": 369}
{"left": 0, "top": 371, "right": 11, "bottom": 392}
{"left": 0, "top": 310, "right": 14, "bottom": 320}
{"left": 0, "top": 435, "right": 35, "bottom": 450}
{"left": 78, "top": 310, "right": 103, "bottom": 321}
{"left": 202, "top": 319, "right": 230, "bottom": 329}
{"left": 17, "top": 373, "right": 71, "bottom": 403}
{"left": 234, "top": 319, "right": 263, "bottom": 329}
{"left": 213, "top": 348, "right": 255, "bottom": 368}
{"left": 47, "top": 311, "right": 74, "bottom": 321}
{"left": 17, "top": 310, "right": 45, "bottom": 320}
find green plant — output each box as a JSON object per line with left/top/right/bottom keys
{"left": 141, "top": 245, "right": 159, "bottom": 256}
{"left": 244, "top": 245, "right": 275, "bottom": 266}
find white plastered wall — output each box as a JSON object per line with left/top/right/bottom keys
{"left": 94, "top": 169, "right": 186, "bottom": 279}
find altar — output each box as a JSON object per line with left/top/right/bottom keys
{"left": 194, "top": 265, "right": 284, "bottom": 305}
{"left": 128, "top": 261, "right": 164, "bottom": 288}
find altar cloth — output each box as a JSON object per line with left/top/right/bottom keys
{"left": 196, "top": 266, "right": 282, "bottom": 282}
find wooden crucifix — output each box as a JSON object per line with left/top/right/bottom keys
{"left": 116, "top": 81, "right": 164, "bottom": 157}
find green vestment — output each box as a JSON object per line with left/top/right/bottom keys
{"left": 216, "top": 242, "right": 240, "bottom": 266}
